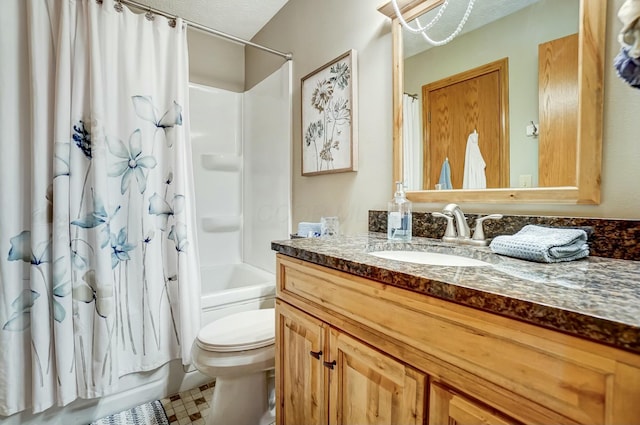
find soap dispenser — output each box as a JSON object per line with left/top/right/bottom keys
{"left": 387, "top": 181, "right": 412, "bottom": 241}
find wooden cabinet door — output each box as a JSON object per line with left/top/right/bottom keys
{"left": 329, "top": 328, "right": 426, "bottom": 425}
{"left": 429, "top": 383, "right": 520, "bottom": 425}
{"left": 276, "top": 301, "right": 328, "bottom": 425}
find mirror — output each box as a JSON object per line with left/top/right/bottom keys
{"left": 378, "top": 0, "right": 607, "bottom": 204}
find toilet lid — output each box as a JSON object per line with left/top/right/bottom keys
{"left": 196, "top": 308, "right": 275, "bottom": 352}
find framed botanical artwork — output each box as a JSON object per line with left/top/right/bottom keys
{"left": 301, "top": 49, "right": 358, "bottom": 176}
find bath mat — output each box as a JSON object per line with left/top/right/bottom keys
{"left": 89, "top": 400, "right": 169, "bottom": 425}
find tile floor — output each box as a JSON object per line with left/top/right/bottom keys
{"left": 160, "top": 381, "right": 215, "bottom": 425}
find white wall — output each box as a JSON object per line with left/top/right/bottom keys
{"left": 188, "top": 28, "right": 245, "bottom": 92}
{"left": 248, "top": 0, "right": 393, "bottom": 235}
{"left": 248, "top": 0, "right": 640, "bottom": 231}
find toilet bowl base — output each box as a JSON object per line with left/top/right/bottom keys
{"left": 204, "top": 371, "right": 270, "bottom": 425}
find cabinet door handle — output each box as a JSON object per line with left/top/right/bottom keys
{"left": 323, "top": 360, "right": 336, "bottom": 369}
{"left": 309, "top": 350, "right": 322, "bottom": 359}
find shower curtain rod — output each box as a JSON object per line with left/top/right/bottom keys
{"left": 119, "top": 0, "right": 293, "bottom": 60}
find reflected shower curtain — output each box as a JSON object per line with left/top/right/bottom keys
{"left": 0, "top": 0, "right": 201, "bottom": 415}
{"left": 402, "top": 94, "right": 421, "bottom": 189}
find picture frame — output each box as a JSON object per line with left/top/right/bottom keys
{"left": 301, "top": 49, "right": 358, "bottom": 176}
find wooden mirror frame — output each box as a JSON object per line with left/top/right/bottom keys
{"left": 379, "top": 0, "right": 606, "bottom": 204}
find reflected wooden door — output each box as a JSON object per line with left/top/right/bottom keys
{"left": 422, "top": 58, "right": 509, "bottom": 190}
{"left": 538, "top": 33, "right": 579, "bottom": 187}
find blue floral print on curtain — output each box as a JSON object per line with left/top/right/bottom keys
{"left": 132, "top": 96, "right": 183, "bottom": 147}
{"left": 3, "top": 95, "right": 187, "bottom": 389}
{"left": 0, "top": 2, "right": 198, "bottom": 416}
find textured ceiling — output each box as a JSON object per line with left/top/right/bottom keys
{"left": 403, "top": 0, "right": 539, "bottom": 58}
{"left": 128, "top": 0, "right": 290, "bottom": 40}
{"left": 126, "top": 0, "right": 539, "bottom": 56}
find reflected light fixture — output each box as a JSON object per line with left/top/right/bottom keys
{"left": 391, "top": 0, "right": 476, "bottom": 46}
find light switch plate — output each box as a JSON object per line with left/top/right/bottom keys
{"left": 519, "top": 174, "right": 532, "bottom": 188}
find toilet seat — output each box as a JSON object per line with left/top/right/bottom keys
{"left": 196, "top": 308, "right": 275, "bottom": 352}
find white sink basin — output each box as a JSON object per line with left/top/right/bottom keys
{"left": 369, "top": 250, "right": 490, "bottom": 267}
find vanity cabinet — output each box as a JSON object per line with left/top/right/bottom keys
{"left": 429, "top": 383, "right": 520, "bottom": 425}
{"left": 275, "top": 254, "right": 640, "bottom": 425}
{"left": 276, "top": 301, "right": 426, "bottom": 425}
{"left": 276, "top": 303, "right": 326, "bottom": 425}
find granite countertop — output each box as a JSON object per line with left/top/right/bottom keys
{"left": 272, "top": 233, "right": 640, "bottom": 355}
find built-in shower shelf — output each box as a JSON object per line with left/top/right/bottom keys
{"left": 202, "top": 216, "right": 242, "bottom": 232}
{"left": 201, "top": 153, "right": 242, "bottom": 171}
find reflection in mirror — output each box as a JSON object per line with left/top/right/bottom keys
{"left": 403, "top": 0, "right": 579, "bottom": 191}
{"left": 379, "top": 0, "right": 606, "bottom": 205}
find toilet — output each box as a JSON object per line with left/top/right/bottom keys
{"left": 191, "top": 308, "right": 276, "bottom": 425}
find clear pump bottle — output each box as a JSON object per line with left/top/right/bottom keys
{"left": 387, "top": 181, "right": 412, "bottom": 241}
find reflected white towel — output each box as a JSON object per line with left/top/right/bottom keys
{"left": 462, "top": 131, "right": 486, "bottom": 189}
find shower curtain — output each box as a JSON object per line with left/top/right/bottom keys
{"left": 0, "top": 0, "right": 201, "bottom": 415}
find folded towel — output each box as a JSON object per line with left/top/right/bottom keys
{"left": 297, "top": 222, "right": 321, "bottom": 237}
{"left": 438, "top": 158, "right": 452, "bottom": 189}
{"left": 489, "top": 225, "right": 589, "bottom": 263}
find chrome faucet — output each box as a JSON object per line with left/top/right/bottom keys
{"left": 443, "top": 203, "right": 471, "bottom": 239}
{"left": 432, "top": 203, "right": 469, "bottom": 243}
{"left": 432, "top": 204, "right": 502, "bottom": 246}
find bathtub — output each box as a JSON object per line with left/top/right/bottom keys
{"left": 200, "top": 263, "right": 276, "bottom": 325}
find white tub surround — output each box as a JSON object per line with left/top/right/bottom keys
{"left": 189, "top": 63, "right": 291, "bottom": 321}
